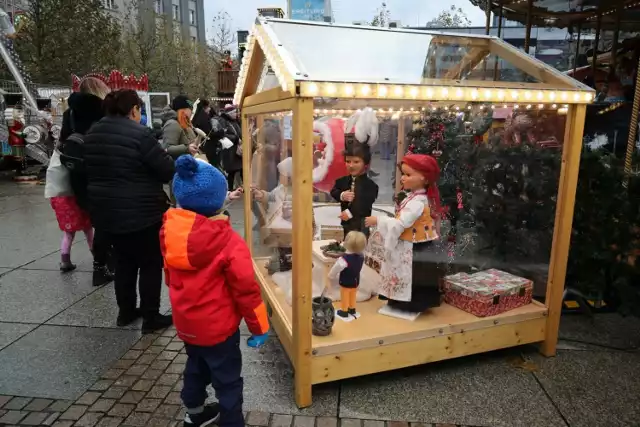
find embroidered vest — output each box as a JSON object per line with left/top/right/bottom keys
{"left": 398, "top": 199, "right": 438, "bottom": 243}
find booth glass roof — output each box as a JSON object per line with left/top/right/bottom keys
{"left": 234, "top": 17, "right": 594, "bottom": 105}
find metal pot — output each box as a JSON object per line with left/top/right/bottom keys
{"left": 311, "top": 296, "right": 335, "bottom": 337}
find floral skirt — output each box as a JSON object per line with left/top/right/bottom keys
{"left": 50, "top": 196, "right": 91, "bottom": 232}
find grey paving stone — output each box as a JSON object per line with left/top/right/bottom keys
{"left": 0, "top": 322, "right": 36, "bottom": 350}
{"left": 42, "top": 411, "right": 61, "bottom": 426}
{"left": 0, "top": 394, "right": 11, "bottom": 407}
{"left": 141, "top": 368, "right": 164, "bottom": 380}
{"left": 363, "top": 421, "right": 385, "bottom": 427}
{"left": 339, "top": 351, "right": 566, "bottom": 427}
{"left": 530, "top": 350, "right": 640, "bottom": 427}
{"left": 77, "top": 391, "right": 102, "bottom": 406}
{"left": 135, "top": 354, "right": 157, "bottom": 365}
{"left": 45, "top": 282, "right": 170, "bottom": 329}
{"left": 316, "top": 417, "right": 338, "bottom": 427}
{"left": 123, "top": 411, "right": 152, "bottom": 426}
{"left": 102, "top": 386, "right": 128, "bottom": 400}
{"left": 114, "top": 376, "right": 138, "bottom": 388}
{"left": 51, "top": 421, "right": 75, "bottom": 427}
{"left": 3, "top": 396, "right": 31, "bottom": 410}
{"left": 47, "top": 400, "right": 74, "bottom": 413}
{"left": 95, "top": 417, "right": 124, "bottom": 427}
{"left": 59, "top": 404, "right": 88, "bottom": 421}
{"left": 136, "top": 398, "right": 162, "bottom": 413}
{"left": 147, "top": 417, "right": 172, "bottom": 427}
{"left": 247, "top": 411, "right": 271, "bottom": 426}
{"left": 0, "top": 409, "right": 27, "bottom": 424}
{"left": 559, "top": 313, "right": 640, "bottom": 350}
{"left": 89, "top": 399, "right": 116, "bottom": 413}
{"left": 340, "top": 420, "right": 362, "bottom": 427}
{"left": 20, "top": 411, "right": 52, "bottom": 426}
{"left": 24, "top": 398, "right": 54, "bottom": 411}
{"left": 164, "top": 392, "right": 182, "bottom": 405}
{"left": 75, "top": 411, "right": 104, "bottom": 427}
{"left": 387, "top": 422, "right": 408, "bottom": 427}
{"left": 90, "top": 381, "right": 115, "bottom": 392}
{"left": 0, "top": 325, "right": 140, "bottom": 400}
{"left": 153, "top": 404, "right": 180, "bottom": 418}
{"left": 156, "top": 373, "right": 180, "bottom": 387}
{"left": 239, "top": 339, "right": 337, "bottom": 416}
{"left": 131, "top": 379, "right": 155, "bottom": 392}
{"left": 120, "top": 392, "right": 146, "bottom": 405}
{"left": 147, "top": 385, "right": 172, "bottom": 399}
{"left": 293, "top": 415, "right": 315, "bottom": 427}
{"left": 271, "top": 414, "right": 293, "bottom": 427}
{"left": 107, "top": 403, "right": 135, "bottom": 418}
{"left": 0, "top": 269, "right": 95, "bottom": 323}
{"left": 150, "top": 359, "right": 172, "bottom": 371}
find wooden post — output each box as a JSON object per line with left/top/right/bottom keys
{"left": 395, "top": 117, "right": 406, "bottom": 194}
{"left": 242, "top": 113, "right": 253, "bottom": 246}
{"left": 523, "top": 0, "right": 534, "bottom": 54}
{"left": 540, "top": 105, "right": 587, "bottom": 356}
{"left": 291, "top": 97, "right": 314, "bottom": 408}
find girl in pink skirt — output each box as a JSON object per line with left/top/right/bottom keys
{"left": 50, "top": 195, "right": 94, "bottom": 272}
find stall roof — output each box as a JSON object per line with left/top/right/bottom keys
{"left": 234, "top": 17, "right": 594, "bottom": 107}
{"left": 474, "top": 0, "right": 640, "bottom": 31}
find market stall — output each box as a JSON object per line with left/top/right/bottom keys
{"left": 235, "top": 17, "right": 594, "bottom": 407}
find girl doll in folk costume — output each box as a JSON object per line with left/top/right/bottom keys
{"left": 365, "top": 154, "right": 445, "bottom": 317}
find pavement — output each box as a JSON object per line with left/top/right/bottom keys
{"left": 1, "top": 161, "right": 640, "bottom": 427}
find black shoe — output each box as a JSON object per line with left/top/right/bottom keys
{"left": 142, "top": 314, "right": 173, "bottom": 334}
{"left": 60, "top": 261, "right": 77, "bottom": 273}
{"left": 92, "top": 264, "right": 114, "bottom": 287}
{"left": 336, "top": 310, "right": 349, "bottom": 318}
{"left": 183, "top": 403, "right": 220, "bottom": 426}
{"left": 117, "top": 308, "right": 142, "bottom": 327}
{"left": 348, "top": 308, "right": 356, "bottom": 315}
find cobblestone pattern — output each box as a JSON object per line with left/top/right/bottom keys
{"left": 0, "top": 327, "right": 474, "bottom": 427}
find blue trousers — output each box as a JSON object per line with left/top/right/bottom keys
{"left": 181, "top": 330, "right": 244, "bottom": 427}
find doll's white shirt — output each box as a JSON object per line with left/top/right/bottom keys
{"left": 328, "top": 257, "right": 348, "bottom": 280}
{"left": 377, "top": 193, "right": 428, "bottom": 255}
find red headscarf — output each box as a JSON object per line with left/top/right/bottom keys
{"left": 400, "top": 154, "right": 442, "bottom": 217}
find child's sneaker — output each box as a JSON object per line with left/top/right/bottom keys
{"left": 183, "top": 403, "right": 220, "bottom": 426}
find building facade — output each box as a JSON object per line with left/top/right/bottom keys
{"left": 103, "top": 0, "right": 206, "bottom": 43}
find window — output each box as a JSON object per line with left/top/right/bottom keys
{"left": 154, "top": 0, "right": 163, "bottom": 14}
{"left": 172, "top": 4, "right": 180, "bottom": 21}
{"left": 103, "top": 0, "right": 115, "bottom": 9}
{"left": 189, "top": 9, "right": 196, "bottom": 25}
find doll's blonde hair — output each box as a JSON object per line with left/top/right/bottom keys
{"left": 344, "top": 231, "right": 367, "bottom": 253}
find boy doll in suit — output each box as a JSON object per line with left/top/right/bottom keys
{"left": 330, "top": 135, "right": 379, "bottom": 239}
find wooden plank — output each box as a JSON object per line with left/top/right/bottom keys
{"left": 242, "top": 115, "right": 253, "bottom": 249}
{"left": 395, "top": 118, "right": 406, "bottom": 194}
{"left": 311, "top": 317, "right": 546, "bottom": 384}
{"left": 540, "top": 105, "right": 586, "bottom": 356}
{"left": 252, "top": 259, "right": 294, "bottom": 365}
{"left": 444, "top": 46, "right": 490, "bottom": 80}
{"left": 311, "top": 297, "right": 547, "bottom": 357}
{"left": 239, "top": 42, "right": 266, "bottom": 107}
{"left": 489, "top": 38, "right": 581, "bottom": 89}
{"left": 291, "top": 97, "right": 315, "bottom": 408}
{"left": 245, "top": 87, "right": 295, "bottom": 108}
{"left": 243, "top": 98, "right": 297, "bottom": 116}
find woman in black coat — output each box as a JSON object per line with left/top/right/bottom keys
{"left": 218, "top": 104, "right": 243, "bottom": 190}
{"left": 192, "top": 99, "right": 220, "bottom": 168}
{"left": 83, "top": 89, "right": 176, "bottom": 334}
{"left": 59, "top": 77, "right": 114, "bottom": 287}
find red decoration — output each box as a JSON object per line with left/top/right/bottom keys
{"left": 72, "top": 70, "right": 149, "bottom": 92}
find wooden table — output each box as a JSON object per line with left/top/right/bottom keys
{"left": 311, "top": 240, "right": 339, "bottom": 291}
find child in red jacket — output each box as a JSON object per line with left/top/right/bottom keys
{"left": 161, "top": 155, "right": 269, "bottom": 427}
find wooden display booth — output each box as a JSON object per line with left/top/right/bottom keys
{"left": 236, "top": 17, "right": 594, "bottom": 408}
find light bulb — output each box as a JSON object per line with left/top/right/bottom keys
{"left": 345, "top": 85, "right": 354, "bottom": 96}
{"left": 511, "top": 91, "right": 519, "bottom": 100}
{"left": 497, "top": 90, "right": 505, "bottom": 100}
{"left": 326, "top": 84, "right": 336, "bottom": 95}
{"left": 524, "top": 91, "right": 532, "bottom": 100}
{"left": 471, "top": 90, "right": 479, "bottom": 100}
{"left": 361, "top": 85, "right": 371, "bottom": 96}
{"left": 410, "top": 87, "right": 419, "bottom": 98}
{"left": 456, "top": 89, "right": 464, "bottom": 98}
{"left": 426, "top": 88, "right": 434, "bottom": 98}
{"left": 308, "top": 83, "right": 318, "bottom": 95}
{"left": 441, "top": 88, "right": 449, "bottom": 97}
{"left": 484, "top": 89, "right": 492, "bottom": 99}
{"left": 394, "top": 86, "right": 403, "bottom": 96}
{"left": 378, "top": 86, "right": 388, "bottom": 97}
{"left": 537, "top": 91, "right": 544, "bottom": 100}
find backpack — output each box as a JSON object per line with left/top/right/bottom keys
{"left": 59, "top": 132, "right": 86, "bottom": 173}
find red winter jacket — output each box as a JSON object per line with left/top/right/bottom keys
{"left": 160, "top": 208, "right": 269, "bottom": 346}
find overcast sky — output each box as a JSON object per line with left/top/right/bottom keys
{"left": 204, "top": 0, "right": 488, "bottom": 40}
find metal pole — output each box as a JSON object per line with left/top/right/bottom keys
{"left": 623, "top": 53, "right": 640, "bottom": 188}
{"left": 592, "top": 12, "right": 602, "bottom": 78}
{"left": 523, "top": 0, "right": 534, "bottom": 54}
{"left": 493, "top": 1, "right": 503, "bottom": 80}
{"left": 573, "top": 20, "right": 583, "bottom": 73}
{"left": 0, "top": 36, "right": 37, "bottom": 112}
{"left": 485, "top": 0, "right": 491, "bottom": 35}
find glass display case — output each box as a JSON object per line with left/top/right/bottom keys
{"left": 236, "top": 17, "right": 594, "bottom": 408}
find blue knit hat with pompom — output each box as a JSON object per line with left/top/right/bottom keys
{"left": 172, "top": 155, "right": 228, "bottom": 217}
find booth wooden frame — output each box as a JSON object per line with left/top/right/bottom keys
{"left": 237, "top": 19, "right": 591, "bottom": 408}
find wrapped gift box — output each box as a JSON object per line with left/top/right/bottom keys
{"left": 443, "top": 269, "right": 533, "bottom": 317}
